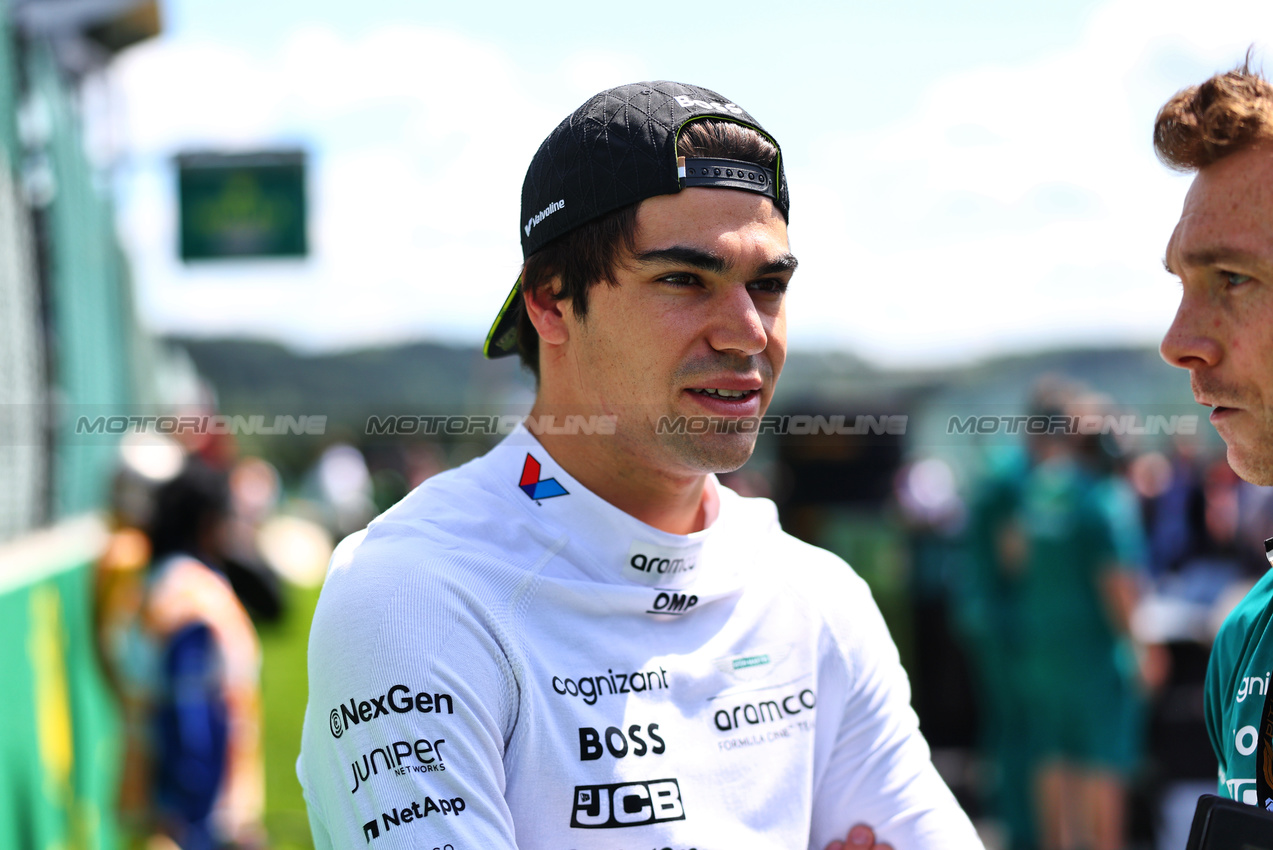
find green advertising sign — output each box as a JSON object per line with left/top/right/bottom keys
{"left": 177, "top": 150, "right": 307, "bottom": 261}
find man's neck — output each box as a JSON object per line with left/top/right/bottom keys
{"left": 526, "top": 409, "right": 711, "bottom": 536}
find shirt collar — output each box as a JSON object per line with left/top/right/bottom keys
{"left": 486, "top": 424, "right": 726, "bottom": 590}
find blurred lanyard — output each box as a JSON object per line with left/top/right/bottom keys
{"left": 1260, "top": 539, "right": 1273, "bottom": 810}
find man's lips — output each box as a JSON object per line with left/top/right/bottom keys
{"left": 683, "top": 381, "right": 764, "bottom": 415}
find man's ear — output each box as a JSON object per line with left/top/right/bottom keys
{"left": 523, "top": 276, "right": 570, "bottom": 346}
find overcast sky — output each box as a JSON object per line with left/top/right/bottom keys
{"left": 104, "top": 0, "right": 1270, "bottom": 367}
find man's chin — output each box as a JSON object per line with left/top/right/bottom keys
{"left": 1225, "top": 441, "right": 1273, "bottom": 486}
{"left": 663, "top": 431, "right": 759, "bottom": 475}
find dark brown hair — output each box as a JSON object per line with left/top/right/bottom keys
{"left": 514, "top": 119, "right": 780, "bottom": 379}
{"left": 1154, "top": 51, "right": 1273, "bottom": 172}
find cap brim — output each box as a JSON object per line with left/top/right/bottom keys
{"left": 483, "top": 274, "right": 523, "bottom": 358}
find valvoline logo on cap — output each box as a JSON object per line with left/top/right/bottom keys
{"left": 519, "top": 454, "right": 568, "bottom": 501}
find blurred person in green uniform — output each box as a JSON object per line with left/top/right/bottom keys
{"left": 962, "top": 440, "right": 1035, "bottom": 850}
{"left": 1158, "top": 57, "right": 1273, "bottom": 811}
{"left": 1012, "top": 389, "right": 1148, "bottom": 850}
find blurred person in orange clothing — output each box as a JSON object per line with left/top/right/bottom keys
{"left": 110, "top": 456, "right": 266, "bottom": 850}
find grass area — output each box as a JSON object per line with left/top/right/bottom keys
{"left": 258, "top": 582, "right": 322, "bottom": 850}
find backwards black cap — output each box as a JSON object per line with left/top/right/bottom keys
{"left": 483, "top": 80, "right": 788, "bottom": 359}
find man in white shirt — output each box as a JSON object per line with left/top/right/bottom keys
{"left": 297, "top": 80, "right": 982, "bottom": 850}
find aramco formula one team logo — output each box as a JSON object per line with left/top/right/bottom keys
{"left": 519, "top": 454, "right": 569, "bottom": 501}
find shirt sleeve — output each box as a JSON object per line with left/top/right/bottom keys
{"left": 1204, "top": 633, "right": 1228, "bottom": 794}
{"left": 297, "top": 535, "right": 526, "bottom": 849}
{"left": 807, "top": 570, "right": 984, "bottom": 850}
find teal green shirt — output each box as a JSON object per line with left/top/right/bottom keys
{"left": 1205, "top": 567, "right": 1273, "bottom": 804}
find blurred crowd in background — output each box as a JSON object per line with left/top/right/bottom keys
{"left": 72, "top": 369, "right": 1263, "bottom": 850}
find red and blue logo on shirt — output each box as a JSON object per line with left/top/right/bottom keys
{"left": 519, "top": 454, "right": 568, "bottom": 501}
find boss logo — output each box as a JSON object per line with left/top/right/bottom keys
{"left": 579, "top": 724, "right": 666, "bottom": 760}
{"left": 570, "top": 778, "right": 686, "bottom": 829}
{"left": 647, "top": 591, "right": 698, "bottom": 616}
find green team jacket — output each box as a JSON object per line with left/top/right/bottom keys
{"left": 1205, "top": 563, "right": 1273, "bottom": 807}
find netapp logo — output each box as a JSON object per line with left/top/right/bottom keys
{"left": 350, "top": 737, "right": 447, "bottom": 794}
{"left": 647, "top": 591, "right": 698, "bottom": 616}
{"left": 713, "top": 688, "right": 816, "bottom": 732}
{"left": 674, "top": 94, "right": 744, "bottom": 115}
{"left": 551, "top": 667, "right": 670, "bottom": 705}
{"left": 579, "top": 723, "right": 666, "bottom": 760}
{"left": 361, "top": 796, "right": 465, "bottom": 843}
{"left": 329, "top": 685, "right": 453, "bottom": 738}
{"left": 570, "top": 778, "right": 685, "bottom": 829}
{"left": 525, "top": 199, "right": 565, "bottom": 237}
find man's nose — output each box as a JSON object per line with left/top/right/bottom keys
{"left": 1160, "top": 293, "right": 1222, "bottom": 370}
{"left": 708, "top": 286, "right": 769, "bottom": 356}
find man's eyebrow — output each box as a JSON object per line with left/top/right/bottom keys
{"left": 633, "top": 246, "right": 799, "bottom": 275}
{"left": 1172, "top": 247, "right": 1266, "bottom": 272}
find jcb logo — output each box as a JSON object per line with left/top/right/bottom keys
{"left": 647, "top": 592, "right": 698, "bottom": 616}
{"left": 570, "top": 778, "right": 685, "bottom": 829}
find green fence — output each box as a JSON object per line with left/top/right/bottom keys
{"left": 0, "top": 518, "right": 119, "bottom": 850}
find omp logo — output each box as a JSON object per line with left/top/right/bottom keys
{"left": 713, "top": 688, "right": 816, "bottom": 731}
{"left": 519, "top": 454, "right": 568, "bottom": 501}
{"left": 525, "top": 199, "right": 565, "bottom": 237}
{"left": 570, "top": 778, "right": 685, "bottom": 829}
{"left": 579, "top": 723, "right": 666, "bottom": 760}
{"left": 361, "top": 796, "right": 466, "bottom": 843}
{"left": 647, "top": 591, "right": 698, "bottom": 616}
{"left": 329, "top": 685, "right": 453, "bottom": 738}
{"left": 674, "top": 94, "right": 744, "bottom": 115}
{"left": 350, "top": 737, "right": 447, "bottom": 794}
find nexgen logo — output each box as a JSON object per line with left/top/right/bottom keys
{"left": 674, "top": 94, "right": 744, "bottom": 115}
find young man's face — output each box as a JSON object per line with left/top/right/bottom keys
{"left": 554, "top": 186, "right": 795, "bottom": 478}
{"left": 1161, "top": 144, "right": 1273, "bottom": 484}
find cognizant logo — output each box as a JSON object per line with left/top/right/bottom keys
{"left": 551, "top": 667, "right": 670, "bottom": 705}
